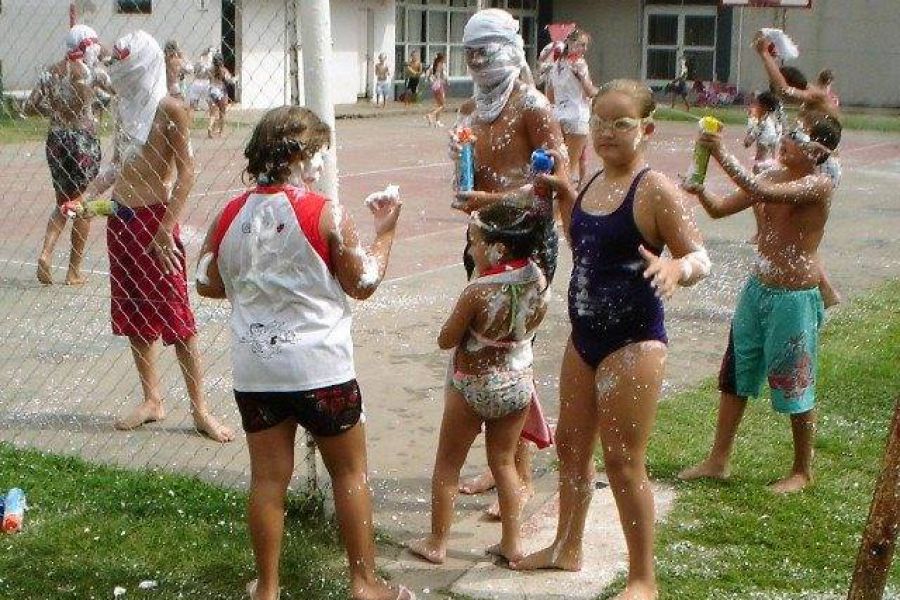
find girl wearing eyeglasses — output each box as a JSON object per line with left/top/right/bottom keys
{"left": 512, "top": 80, "right": 709, "bottom": 600}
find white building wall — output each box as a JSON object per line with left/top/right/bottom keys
{"left": 240, "top": 0, "right": 289, "bottom": 108}
{"left": 0, "top": 0, "right": 221, "bottom": 91}
{"left": 239, "top": 0, "right": 395, "bottom": 109}
{"left": 552, "top": 0, "right": 643, "bottom": 84}
{"left": 729, "top": 3, "right": 900, "bottom": 107}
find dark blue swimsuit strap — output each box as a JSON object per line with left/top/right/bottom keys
{"left": 573, "top": 167, "right": 652, "bottom": 217}
{"left": 574, "top": 170, "right": 604, "bottom": 212}
{"left": 623, "top": 167, "right": 653, "bottom": 212}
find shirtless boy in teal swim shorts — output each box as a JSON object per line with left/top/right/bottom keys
{"left": 678, "top": 110, "right": 841, "bottom": 494}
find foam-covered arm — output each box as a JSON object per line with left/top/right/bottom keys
{"left": 678, "top": 247, "right": 711, "bottom": 284}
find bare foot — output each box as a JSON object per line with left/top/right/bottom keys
{"left": 246, "top": 579, "right": 280, "bottom": 600}
{"left": 459, "top": 470, "right": 495, "bottom": 495}
{"left": 193, "top": 411, "right": 235, "bottom": 443}
{"left": 612, "top": 581, "right": 659, "bottom": 600}
{"left": 484, "top": 485, "right": 533, "bottom": 520}
{"left": 353, "top": 581, "right": 416, "bottom": 600}
{"left": 406, "top": 536, "right": 445, "bottom": 565}
{"left": 114, "top": 402, "right": 166, "bottom": 430}
{"left": 769, "top": 472, "right": 812, "bottom": 494}
{"left": 509, "top": 543, "right": 582, "bottom": 572}
{"left": 37, "top": 258, "right": 53, "bottom": 285}
{"left": 64, "top": 271, "right": 87, "bottom": 286}
{"left": 677, "top": 460, "right": 729, "bottom": 481}
{"left": 486, "top": 542, "right": 524, "bottom": 564}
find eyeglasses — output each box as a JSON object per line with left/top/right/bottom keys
{"left": 785, "top": 126, "right": 832, "bottom": 157}
{"left": 589, "top": 116, "right": 650, "bottom": 134}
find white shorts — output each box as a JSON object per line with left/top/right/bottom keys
{"left": 560, "top": 119, "right": 590, "bottom": 136}
{"left": 376, "top": 81, "right": 392, "bottom": 99}
{"left": 188, "top": 80, "right": 209, "bottom": 106}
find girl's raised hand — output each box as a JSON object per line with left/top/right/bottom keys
{"left": 639, "top": 244, "right": 681, "bottom": 300}
{"left": 368, "top": 194, "right": 402, "bottom": 236}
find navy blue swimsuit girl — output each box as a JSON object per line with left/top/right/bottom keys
{"left": 568, "top": 167, "right": 668, "bottom": 369}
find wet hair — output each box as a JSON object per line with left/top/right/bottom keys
{"left": 431, "top": 52, "right": 445, "bottom": 73}
{"left": 817, "top": 68, "right": 834, "bottom": 86}
{"left": 244, "top": 105, "right": 331, "bottom": 184}
{"left": 566, "top": 28, "right": 591, "bottom": 46}
{"left": 592, "top": 79, "right": 656, "bottom": 118}
{"left": 473, "top": 203, "right": 542, "bottom": 260}
{"left": 802, "top": 111, "right": 842, "bottom": 156}
{"left": 780, "top": 66, "right": 808, "bottom": 90}
{"left": 755, "top": 90, "right": 781, "bottom": 114}
{"left": 164, "top": 40, "right": 180, "bottom": 56}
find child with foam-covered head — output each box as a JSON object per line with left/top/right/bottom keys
{"left": 407, "top": 203, "right": 548, "bottom": 566}
{"left": 195, "top": 105, "right": 413, "bottom": 600}
{"left": 449, "top": 7, "right": 566, "bottom": 519}
{"left": 512, "top": 80, "right": 709, "bottom": 600}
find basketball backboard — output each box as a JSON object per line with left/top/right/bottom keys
{"left": 720, "top": 0, "right": 812, "bottom": 7}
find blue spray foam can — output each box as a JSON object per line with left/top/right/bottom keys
{"left": 530, "top": 149, "right": 555, "bottom": 201}
{"left": 456, "top": 128, "right": 476, "bottom": 192}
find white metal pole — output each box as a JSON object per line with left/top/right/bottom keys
{"left": 299, "top": 0, "right": 339, "bottom": 201}
{"left": 286, "top": 0, "right": 301, "bottom": 107}
{"left": 735, "top": 7, "right": 744, "bottom": 90}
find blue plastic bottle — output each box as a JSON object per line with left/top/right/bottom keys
{"left": 457, "top": 128, "right": 476, "bottom": 192}
{"left": 2, "top": 488, "right": 25, "bottom": 533}
{"left": 530, "top": 149, "right": 555, "bottom": 201}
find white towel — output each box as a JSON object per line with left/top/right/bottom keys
{"left": 760, "top": 28, "right": 800, "bottom": 61}
{"left": 109, "top": 30, "right": 167, "bottom": 146}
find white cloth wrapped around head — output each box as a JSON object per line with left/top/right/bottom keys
{"left": 109, "top": 30, "right": 168, "bottom": 146}
{"left": 462, "top": 9, "right": 533, "bottom": 123}
{"left": 66, "top": 24, "right": 100, "bottom": 64}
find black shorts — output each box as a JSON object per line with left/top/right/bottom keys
{"left": 234, "top": 380, "right": 363, "bottom": 436}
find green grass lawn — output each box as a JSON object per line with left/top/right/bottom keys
{"left": 2, "top": 103, "right": 897, "bottom": 145}
{"left": 0, "top": 112, "right": 247, "bottom": 145}
{"left": 655, "top": 105, "right": 900, "bottom": 132}
{"left": 0, "top": 449, "right": 348, "bottom": 599}
{"left": 598, "top": 280, "right": 900, "bottom": 598}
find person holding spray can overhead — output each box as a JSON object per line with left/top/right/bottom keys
{"left": 446, "top": 8, "right": 566, "bottom": 520}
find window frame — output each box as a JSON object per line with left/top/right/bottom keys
{"left": 115, "top": 0, "right": 153, "bottom": 15}
{"left": 395, "top": 0, "right": 539, "bottom": 82}
{"left": 642, "top": 5, "right": 717, "bottom": 87}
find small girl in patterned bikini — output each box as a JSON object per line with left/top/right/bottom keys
{"left": 407, "top": 202, "right": 548, "bottom": 565}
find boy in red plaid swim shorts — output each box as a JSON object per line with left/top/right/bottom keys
{"left": 83, "top": 31, "right": 233, "bottom": 442}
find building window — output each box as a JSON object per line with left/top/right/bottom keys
{"left": 643, "top": 6, "right": 716, "bottom": 85}
{"left": 116, "top": 0, "right": 152, "bottom": 14}
{"left": 396, "top": 0, "right": 539, "bottom": 81}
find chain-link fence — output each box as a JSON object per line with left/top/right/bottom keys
{"left": 0, "top": 0, "right": 319, "bottom": 493}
